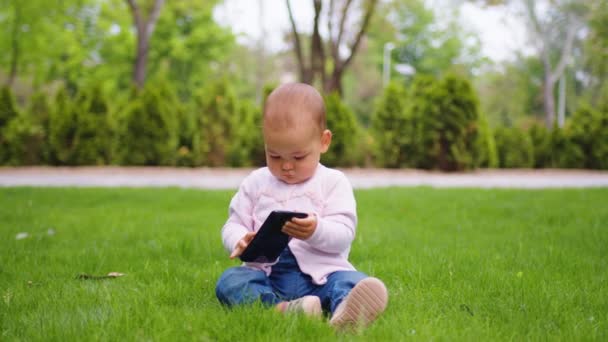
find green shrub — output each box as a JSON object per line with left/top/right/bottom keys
{"left": 193, "top": 80, "right": 238, "bottom": 167}
{"left": 228, "top": 99, "right": 264, "bottom": 167}
{"left": 494, "top": 127, "right": 534, "bottom": 168}
{"left": 551, "top": 124, "right": 584, "bottom": 169}
{"left": 408, "top": 74, "right": 483, "bottom": 171}
{"left": 529, "top": 124, "right": 553, "bottom": 168}
{"left": 474, "top": 112, "right": 498, "bottom": 168}
{"left": 120, "top": 84, "right": 178, "bottom": 166}
{"left": 323, "top": 93, "right": 361, "bottom": 167}
{"left": 3, "top": 113, "right": 45, "bottom": 165}
{"left": 566, "top": 105, "right": 608, "bottom": 169}
{"left": 27, "top": 92, "right": 53, "bottom": 164}
{"left": 371, "top": 81, "right": 409, "bottom": 168}
{"left": 0, "top": 86, "right": 20, "bottom": 164}
{"left": 48, "top": 87, "right": 78, "bottom": 165}
{"left": 69, "top": 85, "right": 113, "bottom": 165}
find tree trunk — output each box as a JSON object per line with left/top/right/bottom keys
{"left": 543, "top": 58, "right": 555, "bottom": 128}
{"left": 7, "top": 3, "right": 21, "bottom": 87}
{"left": 557, "top": 73, "right": 566, "bottom": 127}
{"left": 134, "top": 30, "right": 150, "bottom": 89}
{"left": 126, "top": 0, "right": 165, "bottom": 90}
{"left": 286, "top": 0, "right": 377, "bottom": 96}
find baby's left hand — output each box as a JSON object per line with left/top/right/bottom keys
{"left": 282, "top": 213, "right": 317, "bottom": 240}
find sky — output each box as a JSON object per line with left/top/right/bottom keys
{"left": 214, "top": 0, "right": 531, "bottom": 63}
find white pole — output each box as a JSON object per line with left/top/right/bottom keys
{"left": 383, "top": 42, "right": 395, "bottom": 87}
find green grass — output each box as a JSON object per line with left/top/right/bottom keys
{"left": 1, "top": 186, "right": 607, "bottom": 341}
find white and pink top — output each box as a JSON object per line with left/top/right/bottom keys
{"left": 221, "top": 164, "right": 358, "bottom": 285}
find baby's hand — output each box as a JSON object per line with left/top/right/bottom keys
{"left": 282, "top": 213, "right": 317, "bottom": 240}
{"left": 230, "top": 232, "right": 256, "bottom": 259}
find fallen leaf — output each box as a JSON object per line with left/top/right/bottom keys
{"left": 107, "top": 272, "right": 125, "bottom": 278}
{"left": 15, "top": 232, "right": 29, "bottom": 240}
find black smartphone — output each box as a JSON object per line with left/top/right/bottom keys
{"left": 239, "top": 210, "right": 308, "bottom": 263}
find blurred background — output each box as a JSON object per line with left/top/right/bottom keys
{"left": 0, "top": 0, "right": 606, "bottom": 170}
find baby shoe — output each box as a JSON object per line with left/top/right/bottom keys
{"left": 277, "top": 295, "right": 322, "bottom": 318}
{"left": 329, "top": 277, "right": 388, "bottom": 329}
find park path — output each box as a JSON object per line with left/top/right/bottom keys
{"left": 1, "top": 167, "right": 608, "bottom": 189}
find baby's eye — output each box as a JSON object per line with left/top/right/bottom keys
{"left": 269, "top": 155, "right": 281, "bottom": 160}
{"left": 294, "top": 155, "right": 307, "bottom": 160}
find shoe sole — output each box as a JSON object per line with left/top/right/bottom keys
{"left": 329, "top": 277, "right": 388, "bottom": 329}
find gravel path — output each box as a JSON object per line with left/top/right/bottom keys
{"left": 1, "top": 167, "right": 608, "bottom": 189}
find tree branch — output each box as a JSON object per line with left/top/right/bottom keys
{"left": 126, "top": 0, "right": 142, "bottom": 32}
{"left": 311, "top": 0, "right": 326, "bottom": 84}
{"left": 146, "top": 0, "right": 165, "bottom": 37}
{"left": 549, "top": 16, "right": 579, "bottom": 84}
{"left": 341, "top": 0, "right": 377, "bottom": 70}
{"left": 336, "top": 0, "right": 354, "bottom": 51}
{"left": 286, "top": 0, "right": 307, "bottom": 80}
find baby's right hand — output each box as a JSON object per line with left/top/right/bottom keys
{"left": 229, "top": 232, "right": 256, "bottom": 259}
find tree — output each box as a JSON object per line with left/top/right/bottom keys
{"left": 474, "top": 0, "right": 588, "bottom": 128}
{"left": 125, "top": 0, "right": 165, "bottom": 89}
{"left": 286, "top": 0, "right": 378, "bottom": 94}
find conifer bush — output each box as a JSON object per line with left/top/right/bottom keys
{"left": 119, "top": 84, "right": 178, "bottom": 165}
{"left": 371, "top": 82, "right": 409, "bottom": 168}
{"left": 228, "top": 99, "right": 264, "bottom": 167}
{"left": 494, "top": 127, "right": 534, "bottom": 168}
{"left": 529, "top": 124, "right": 553, "bottom": 168}
{"left": 69, "top": 85, "right": 113, "bottom": 165}
{"left": 0, "top": 86, "right": 20, "bottom": 164}
{"left": 193, "top": 80, "right": 237, "bottom": 166}
{"left": 408, "top": 74, "right": 484, "bottom": 171}
{"left": 323, "top": 93, "right": 361, "bottom": 167}
{"left": 48, "top": 87, "right": 78, "bottom": 165}
{"left": 566, "top": 105, "right": 608, "bottom": 169}
{"left": 3, "top": 114, "right": 45, "bottom": 165}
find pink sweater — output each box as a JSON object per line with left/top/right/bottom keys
{"left": 221, "top": 164, "right": 357, "bottom": 284}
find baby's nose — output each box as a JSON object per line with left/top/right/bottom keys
{"left": 282, "top": 162, "right": 294, "bottom": 170}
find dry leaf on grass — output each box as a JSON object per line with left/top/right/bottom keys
{"left": 77, "top": 272, "right": 126, "bottom": 280}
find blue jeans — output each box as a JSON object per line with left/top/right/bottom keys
{"left": 216, "top": 247, "right": 367, "bottom": 314}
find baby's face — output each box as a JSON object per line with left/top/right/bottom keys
{"left": 263, "top": 121, "right": 331, "bottom": 184}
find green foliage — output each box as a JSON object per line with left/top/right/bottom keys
{"left": 371, "top": 82, "right": 409, "bottom": 168}
{"left": 193, "top": 80, "right": 238, "bottom": 167}
{"left": 119, "top": 83, "right": 178, "bottom": 166}
{"left": 0, "top": 86, "right": 20, "bottom": 163}
{"left": 2, "top": 113, "right": 45, "bottom": 165}
{"left": 435, "top": 74, "right": 482, "bottom": 171}
{"left": 48, "top": 87, "right": 78, "bottom": 165}
{"left": 494, "top": 127, "right": 534, "bottom": 168}
{"left": 566, "top": 105, "right": 608, "bottom": 169}
{"left": 323, "top": 93, "right": 361, "bottom": 167}
{"left": 408, "top": 74, "right": 483, "bottom": 171}
{"left": 68, "top": 84, "right": 113, "bottom": 165}
{"left": 529, "top": 124, "right": 553, "bottom": 168}
{"left": 228, "top": 99, "right": 264, "bottom": 167}
{"left": 474, "top": 111, "right": 498, "bottom": 168}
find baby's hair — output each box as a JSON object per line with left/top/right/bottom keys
{"left": 264, "top": 83, "right": 326, "bottom": 131}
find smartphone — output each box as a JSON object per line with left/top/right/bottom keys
{"left": 239, "top": 210, "right": 308, "bottom": 263}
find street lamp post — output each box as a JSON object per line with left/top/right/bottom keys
{"left": 383, "top": 42, "right": 395, "bottom": 87}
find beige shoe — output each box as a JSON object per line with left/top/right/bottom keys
{"left": 277, "top": 295, "right": 322, "bottom": 318}
{"left": 329, "top": 277, "right": 388, "bottom": 329}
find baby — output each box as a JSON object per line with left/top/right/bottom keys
{"left": 215, "top": 83, "right": 388, "bottom": 329}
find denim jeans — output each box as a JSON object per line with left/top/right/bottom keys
{"left": 216, "top": 247, "right": 367, "bottom": 313}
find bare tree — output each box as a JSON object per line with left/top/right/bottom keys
{"left": 126, "top": 0, "right": 165, "bottom": 89}
{"left": 523, "top": 0, "right": 582, "bottom": 128}
{"left": 287, "top": 0, "right": 378, "bottom": 95}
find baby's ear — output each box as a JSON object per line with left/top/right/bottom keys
{"left": 320, "top": 129, "right": 332, "bottom": 153}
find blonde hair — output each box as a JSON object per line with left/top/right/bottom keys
{"left": 263, "top": 83, "right": 326, "bottom": 131}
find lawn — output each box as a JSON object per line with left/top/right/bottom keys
{"left": 1, "top": 187, "right": 607, "bottom": 341}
